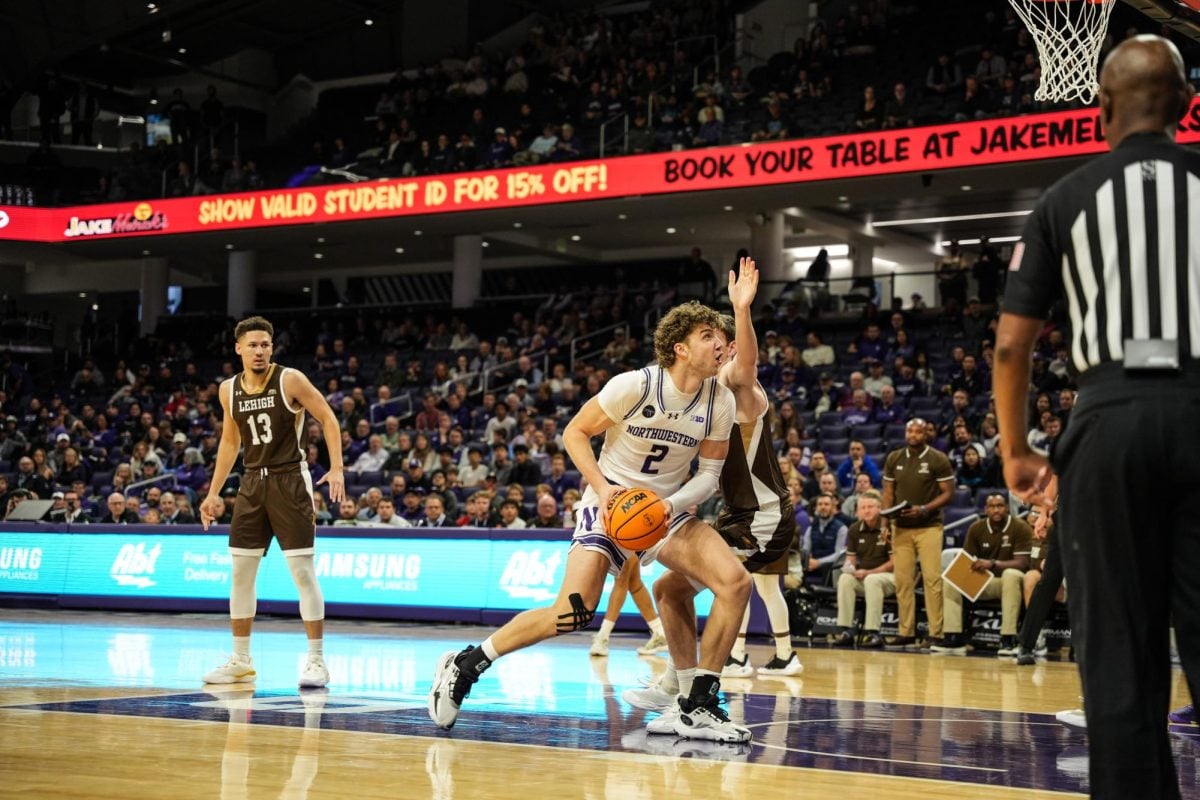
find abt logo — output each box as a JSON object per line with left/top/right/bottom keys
{"left": 111, "top": 543, "right": 162, "bottom": 589}
{"left": 498, "top": 550, "right": 562, "bottom": 602}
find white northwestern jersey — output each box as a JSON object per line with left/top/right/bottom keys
{"left": 593, "top": 365, "right": 734, "bottom": 497}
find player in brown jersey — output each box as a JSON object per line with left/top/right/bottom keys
{"left": 199, "top": 316, "right": 345, "bottom": 688}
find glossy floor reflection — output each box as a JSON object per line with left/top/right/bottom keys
{"left": 1, "top": 609, "right": 1196, "bottom": 799}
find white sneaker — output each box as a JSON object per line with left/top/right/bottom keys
{"left": 203, "top": 654, "right": 256, "bottom": 685}
{"left": 721, "top": 653, "right": 754, "bottom": 678}
{"left": 675, "top": 699, "right": 752, "bottom": 743}
{"left": 299, "top": 655, "right": 330, "bottom": 688}
{"left": 623, "top": 681, "right": 676, "bottom": 712}
{"left": 1056, "top": 708, "right": 1087, "bottom": 728}
{"left": 589, "top": 634, "right": 609, "bottom": 657}
{"left": 636, "top": 631, "right": 669, "bottom": 655}
{"left": 646, "top": 700, "right": 683, "bottom": 735}
{"left": 757, "top": 652, "right": 804, "bottom": 677}
{"left": 428, "top": 648, "right": 478, "bottom": 730}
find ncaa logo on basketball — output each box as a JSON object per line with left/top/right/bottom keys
{"left": 111, "top": 542, "right": 162, "bottom": 589}
{"left": 620, "top": 492, "right": 648, "bottom": 514}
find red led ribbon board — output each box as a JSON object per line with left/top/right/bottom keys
{"left": 2, "top": 99, "right": 1199, "bottom": 243}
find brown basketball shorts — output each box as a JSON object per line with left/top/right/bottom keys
{"left": 716, "top": 506, "right": 795, "bottom": 575}
{"left": 228, "top": 464, "right": 316, "bottom": 557}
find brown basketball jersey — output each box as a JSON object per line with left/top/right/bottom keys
{"left": 717, "top": 384, "right": 793, "bottom": 555}
{"left": 228, "top": 363, "right": 304, "bottom": 469}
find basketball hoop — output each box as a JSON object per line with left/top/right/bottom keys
{"left": 1008, "top": 0, "right": 1117, "bottom": 104}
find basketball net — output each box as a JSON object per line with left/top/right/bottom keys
{"left": 1008, "top": 0, "right": 1117, "bottom": 104}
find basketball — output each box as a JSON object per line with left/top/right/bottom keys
{"left": 606, "top": 487, "right": 669, "bottom": 550}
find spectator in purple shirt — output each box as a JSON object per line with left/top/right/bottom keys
{"left": 871, "top": 385, "right": 905, "bottom": 425}
{"left": 486, "top": 127, "right": 513, "bottom": 167}
{"left": 853, "top": 323, "right": 888, "bottom": 363}
{"left": 841, "top": 389, "right": 874, "bottom": 426}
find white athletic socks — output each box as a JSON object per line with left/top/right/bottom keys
{"left": 647, "top": 618, "right": 664, "bottom": 637}
{"left": 481, "top": 637, "right": 500, "bottom": 662}
{"left": 598, "top": 619, "right": 616, "bottom": 639}
{"left": 232, "top": 636, "right": 251, "bottom": 660}
{"left": 307, "top": 638, "right": 323, "bottom": 656}
{"left": 774, "top": 634, "right": 793, "bottom": 660}
{"left": 677, "top": 667, "right": 697, "bottom": 697}
{"left": 731, "top": 635, "right": 747, "bottom": 660}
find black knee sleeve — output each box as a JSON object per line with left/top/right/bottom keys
{"left": 555, "top": 593, "right": 595, "bottom": 634}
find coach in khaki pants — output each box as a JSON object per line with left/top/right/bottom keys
{"left": 882, "top": 418, "right": 955, "bottom": 647}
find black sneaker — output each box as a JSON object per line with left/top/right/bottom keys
{"left": 832, "top": 631, "right": 855, "bottom": 647}
{"left": 1015, "top": 646, "right": 1038, "bottom": 666}
{"left": 860, "top": 632, "right": 884, "bottom": 648}
{"left": 885, "top": 635, "right": 916, "bottom": 650}
{"left": 428, "top": 646, "right": 482, "bottom": 730}
{"left": 997, "top": 636, "right": 1020, "bottom": 657}
{"left": 929, "top": 636, "right": 967, "bottom": 655}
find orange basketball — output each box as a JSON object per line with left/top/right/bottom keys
{"left": 606, "top": 487, "right": 669, "bottom": 550}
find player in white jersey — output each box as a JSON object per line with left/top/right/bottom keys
{"left": 625, "top": 260, "right": 801, "bottom": 731}
{"left": 428, "top": 301, "right": 754, "bottom": 742}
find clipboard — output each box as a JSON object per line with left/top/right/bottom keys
{"left": 881, "top": 500, "right": 908, "bottom": 517}
{"left": 941, "top": 549, "right": 991, "bottom": 602}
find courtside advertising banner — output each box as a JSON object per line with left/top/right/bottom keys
{"left": 0, "top": 529, "right": 715, "bottom": 618}
{"left": 3, "top": 100, "right": 1198, "bottom": 243}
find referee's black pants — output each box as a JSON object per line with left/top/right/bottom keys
{"left": 1018, "top": 526, "right": 1065, "bottom": 652}
{"left": 1054, "top": 366, "right": 1200, "bottom": 800}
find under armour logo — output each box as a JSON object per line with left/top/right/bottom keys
{"left": 667, "top": 412, "right": 681, "bottom": 420}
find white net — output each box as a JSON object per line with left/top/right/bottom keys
{"left": 1008, "top": 0, "right": 1118, "bottom": 104}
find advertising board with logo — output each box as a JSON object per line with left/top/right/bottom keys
{"left": 0, "top": 530, "right": 708, "bottom": 621}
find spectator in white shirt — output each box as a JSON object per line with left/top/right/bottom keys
{"left": 459, "top": 447, "right": 490, "bottom": 488}
{"left": 802, "top": 332, "right": 836, "bottom": 368}
{"left": 498, "top": 499, "right": 527, "bottom": 528}
{"left": 366, "top": 498, "right": 411, "bottom": 528}
{"left": 862, "top": 358, "right": 893, "bottom": 398}
{"left": 352, "top": 435, "right": 389, "bottom": 474}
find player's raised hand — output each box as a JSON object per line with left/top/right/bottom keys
{"left": 317, "top": 469, "right": 345, "bottom": 504}
{"left": 728, "top": 257, "right": 759, "bottom": 310}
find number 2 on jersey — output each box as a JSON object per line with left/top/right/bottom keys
{"left": 246, "top": 413, "right": 273, "bottom": 445}
{"left": 641, "top": 444, "right": 669, "bottom": 474}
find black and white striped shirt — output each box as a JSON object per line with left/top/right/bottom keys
{"left": 1004, "top": 131, "right": 1200, "bottom": 374}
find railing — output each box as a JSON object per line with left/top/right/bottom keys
{"left": 368, "top": 393, "right": 415, "bottom": 428}
{"left": 674, "top": 35, "right": 720, "bottom": 87}
{"left": 598, "top": 112, "right": 630, "bottom": 158}
{"left": 481, "top": 350, "right": 550, "bottom": 396}
{"left": 124, "top": 473, "right": 179, "bottom": 496}
{"left": 569, "top": 321, "right": 630, "bottom": 372}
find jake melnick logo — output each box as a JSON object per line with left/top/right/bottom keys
{"left": 65, "top": 202, "right": 168, "bottom": 238}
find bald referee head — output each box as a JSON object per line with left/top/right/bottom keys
{"left": 994, "top": 33, "right": 1200, "bottom": 800}
{"left": 1099, "top": 34, "right": 1193, "bottom": 150}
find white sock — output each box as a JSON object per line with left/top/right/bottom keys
{"left": 731, "top": 635, "right": 747, "bottom": 660}
{"left": 481, "top": 637, "right": 500, "bottom": 662}
{"left": 661, "top": 664, "right": 680, "bottom": 695}
{"left": 598, "top": 619, "right": 616, "bottom": 639}
{"left": 232, "top": 636, "right": 251, "bottom": 660}
{"left": 647, "top": 617, "right": 664, "bottom": 637}
{"left": 774, "top": 634, "right": 793, "bottom": 660}
{"left": 677, "top": 667, "right": 696, "bottom": 697}
{"left": 307, "top": 638, "right": 323, "bottom": 657}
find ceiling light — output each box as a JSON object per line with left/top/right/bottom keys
{"left": 512, "top": 222, "right": 522, "bottom": 228}
{"left": 413, "top": 229, "right": 423, "bottom": 236}
{"left": 570, "top": 234, "right": 581, "bottom": 242}
{"left": 178, "top": 47, "right": 187, "bottom": 54}
{"left": 78, "top": 292, "right": 87, "bottom": 298}
{"left": 481, "top": 241, "right": 490, "bottom": 248}
{"left": 837, "top": 196, "right": 848, "bottom": 202}
{"left": 871, "top": 210, "right": 1032, "bottom": 227}
{"left": 317, "top": 237, "right": 325, "bottom": 243}
{"left": 961, "top": 185, "right": 972, "bottom": 191}
{"left": 722, "top": 205, "right": 733, "bottom": 211}
{"left": 939, "top": 235, "right": 1022, "bottom": 247}
{"left": 91, "top": 303, "right": 99, "bottom": 311}
{"left": 149, "top": 98, "right": 158, "bottom": 105}
{"left": 225, "top": 243, "right": 234, "bottom": 250}
{"left": 302, "top": 286, "right": 311, "bottom": 293}
{"left": 665, "top": 227, "right": 676, "bottom": 234}
{"left": 364, "top": 18, "right": 374, "bottom": 25}
{"left": 394, "top": 247, "right": 404, "bottom": 254}
{"left": 314, "top": 253, "right": 324, "bottom": 260}
{"left": 142, "top": 249, "right": 151, "bottom": 256}
{"left": 96, "top": 143, "right": 103, "bottom": 150}
{"left": 617, "top": 213, "right": 627, "bottom": 220}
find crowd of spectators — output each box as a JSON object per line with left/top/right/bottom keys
{"left": 10, "top": 0, "right": 1196, "bottom": 205}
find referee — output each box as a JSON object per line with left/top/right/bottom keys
{"left": 995, "top": 36, "right": 1198, "bottom": 800}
